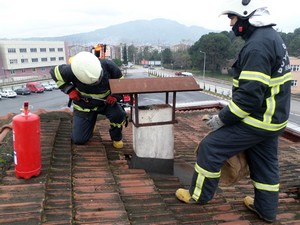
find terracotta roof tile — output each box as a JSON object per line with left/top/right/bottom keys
{"left": 0, "top": 108, "right": 299, "bottom": 224}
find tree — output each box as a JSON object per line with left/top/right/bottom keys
{"left": 149, "top": 49, "right": 160, "bottom": 61}
{"left": 161, "top": 48, "right": 173, "bottom": 65}
{"left": 127, "top": 45, "right": 136, "bottom": 63}
{"left": 289, "top": 34, "right": 300, "bottom": 57}
{"left": 172, "top": 50, "right": 192, "bottom": 70}
{"left": 122, "top": 44, "right": 128, "bottom": 65}
{"left": 189, "top": 32, "right": 232, "bottom": 72}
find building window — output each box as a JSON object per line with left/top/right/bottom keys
{"left": 21, "top": 69, "right": 26, "bottom": 73}
{"left": 49, "top": 48, "right": 55, "bottom": 52}
{"left": 21, "top": 58, "right": 29, "bottom": 63}
{"left": 8, "top": 48, "right": 16, "bottom": 53}
{"left": 9, "top": 59, "right": 18, "bottom": 64}
{"left": 50, "top": 57, "right": 56, "bottom": 61}
{"left": 30, "top": 48, "right": 37, "bottom": 52}
{"left": 58, "top": 57, "right": 64, "bottom": 61}
{"left": 32, "top": 68, "right": 36, "bottom": 72}
{"left": 19, "top": 48, "right": 27, "bottom": 53}
{"left": 291, "top": 65, "right": 300, "bottom": 71}
{"left": 40, "top": 48, "right": 47, "bottom": 52}
{"left": 41, "top": 58, "right": 48, "bottom": 62}
{"left": 58, "top": 48, "right": 63, "bottom": 52}
{"left": 32, "top": 58, "right": 38, "bottom": 62}
{"left": 41, "top": 68, "right": 46, "bottom": 72}
{"left": 10, "top": 70, "right": 16, "bottom": 75}
{"left": 291, "top": 80, "right": 298, "bottom": 87}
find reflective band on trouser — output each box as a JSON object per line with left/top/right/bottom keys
{"left": 192, "top": 163, "right": 221, "bottom": 201}
{"left": 110, "top": 119, "right": 125, "bottom": 128}
{"left": 252, "top": 180, "right": 279, "bottom": 192}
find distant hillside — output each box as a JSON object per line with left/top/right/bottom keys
{"left": 29, "top": 18, "right": 215, "bottom": 46}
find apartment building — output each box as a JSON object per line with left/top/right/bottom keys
{"left": 290, "top": 57, "right": 300, "bottom": 94}
{"left": 0, "top": 40, "right": 69, "bottom": 81}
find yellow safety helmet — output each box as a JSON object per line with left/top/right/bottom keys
{"left": 71, "top": 51, "right": 103, "bottom": 84}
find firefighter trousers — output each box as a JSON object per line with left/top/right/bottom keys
{"left": 190, "top": 122, "right": 282, "bottom": 221}
{"left": 71, "top": 104, "right": 126, "bottom": 145}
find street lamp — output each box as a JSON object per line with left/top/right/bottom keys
{"left": 200, "top": 50, "right": 206, "bottom": 83}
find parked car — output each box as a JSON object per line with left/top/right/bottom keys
{"left": 42, "top": 84, "right": 53, "bottom": 91}
{"left": 0, "top": 94, "right": 2, "bottom": 100}
{"left": 0, "top": 90, "right": 17, "bottom": 98}
{"left": 26, "top": 82, "right": 45, "bottom": 93}
{"left": 175, "top": 71, "right": 182, "bottom": 75}
{"left": 181, "top": 72, "right": 193, "bottom": 76}
{"left": 49, "top": 83, "right": 58, "bottom": 89}
{"left": 14, "top": 87, "right": 31, "bottom": 95}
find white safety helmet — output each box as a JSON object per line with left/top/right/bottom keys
{"left": 71, "top": 51, "right": 102, "bottom": 84}
{"left": 219, "top": 0, "right": 269, "bottom": 18}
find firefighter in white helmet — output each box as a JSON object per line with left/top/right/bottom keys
{"left": 50, "top": 51, "right": 126, "bottom": 149}
{"left": 175, "top": 0, "right": 291, "bottom": 223}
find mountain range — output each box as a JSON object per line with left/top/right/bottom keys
{"left": 29, "top": 18, "right": 216, "bottom": 46}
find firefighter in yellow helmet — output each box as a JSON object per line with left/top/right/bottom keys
{"left": 175, "top": 0, "right": 291, "bottom": 223}
{"left": 50, "top": 51, "right": 126, "bottom": 149}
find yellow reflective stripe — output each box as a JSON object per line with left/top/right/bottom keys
{"left": 269, "top": 72, "right": 292, "bottom": 87}
{"left": 192, "top": 164, "right": 221, "bottom": 201}
{"left": 264, "top": 86, "right": 279, "bottom": 123}
{"left": 54, "top": 66, "right": 65, "bottom": 87}
{"left": 195, "top": 164, "right": 221, "bottom": 178}
{"left": 239, "top": 71, "right": 270, "bottom": 85}
{"left": 73, "top": 104, "right": 98, "bottom": 112}
{"left": 110, "top": 119, "right": 125, "bottom": 128}
{"left": 192, "top": 172, "right": 205, "bottom": 201}
{"left": 79, "top": 90, "right": 111, "bottom": 99}
{"left": 252, "top": 180, "right": 279, "bottom": 192}
{"left": 243, "top": 116, "right": 288, "bottom": 131}
{"left": 228, "top": 100, "right": 250, "bottom": 118}
{"left": 239, "top": 71, "right": 291, "bottom": 87}
{"left": 233, "top": 79, "right": 239, "bottom": 87}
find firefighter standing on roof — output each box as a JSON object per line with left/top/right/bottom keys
{"left": 50, "top": 51, "right": 126, "bottom": 149}
{"left": 175, "top": 0, "right": 291, "bottom": 223}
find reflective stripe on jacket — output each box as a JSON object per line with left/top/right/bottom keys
{"left": 219, "top": 26, "right": 291, "bottom": 132}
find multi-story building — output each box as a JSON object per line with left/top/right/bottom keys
{"left": 0, "top": 40, "right": 69, "bottom": 81}
{"left": 290, "top": 57, "right": 300, "bottom": 94}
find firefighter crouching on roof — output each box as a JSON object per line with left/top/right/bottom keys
{"left": 50, "top": 51, "right": 126, "bottom": 149}
{"left": 175, "top": 0, "right": 291, "bottom": 223}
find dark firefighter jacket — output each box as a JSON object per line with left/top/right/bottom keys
{"left": 50, "top": 59, "right": 124, "bottom": 112}
{"left": 219, "top": 26, "right": 291, "bottom": 132}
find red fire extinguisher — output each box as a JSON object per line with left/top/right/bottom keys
{"left": 12, "top": 101, "right": 41, "bottom": 179}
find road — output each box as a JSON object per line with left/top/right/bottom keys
{"left": 0, "top": 74, "right": 217, "bottom": 116}
{"left": 0, "top": 90, "right": 69, "bottom": 115}
{"left": 0, "top": 67, "right": 299, "bottom": 128}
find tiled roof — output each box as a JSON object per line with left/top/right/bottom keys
{"left": 0, "top": 107, "right": 299, "bottom": 225}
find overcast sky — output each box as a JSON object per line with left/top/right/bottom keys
{"left": 0, "top": 0, "right": 298, "bottom": 39}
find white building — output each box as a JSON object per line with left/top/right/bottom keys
{"left": 0, "top": 40, "right": 68, "bottom": 80}
{"left": 290, "top": 57, "right": 300, "bottom": 94}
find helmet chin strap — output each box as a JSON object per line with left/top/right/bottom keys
{"left": 232, "top": 17, "right": 252, "bottom": 39}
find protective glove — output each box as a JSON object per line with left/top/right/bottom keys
{"left": 206, "top": 115, "right": 224, "bottom": 131}
{"left": 68, "top": 89, "right": 80, "bottom": 101}
{"left": 106, "top": 95, "right": 117, "bottom": 105}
